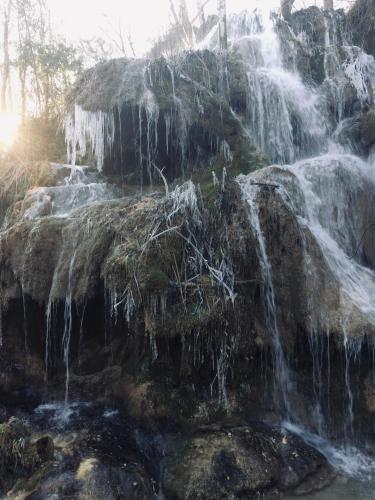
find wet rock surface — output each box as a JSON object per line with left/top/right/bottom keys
{"left": 1, "top": 156, "right": 375, "bottom": 445}
{"left": 162, "top": 425, "right": 334, "bottom": 499}
{"left": 0, "top": 403, "right": 335, "bottom": 500}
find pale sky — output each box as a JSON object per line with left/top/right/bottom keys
{"left": 48, "top": 0, "right": 328, "bottom": 56}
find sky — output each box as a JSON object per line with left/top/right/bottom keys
{"left": 48, "top": 0, "right": 327, "bottom": 56}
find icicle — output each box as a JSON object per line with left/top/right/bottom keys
{"left": 45, "top": 300, "right": 53, "bottom": 379}
{"left": 122, "top": 288, "right": 136, "bottom": 325}
{"left": 62, "top": 247, "right": 78, "bottom": 404}
{"left": 342, "top": 324, "right": 355, "bottom": 439}
{"left": 212, "top": 171, "right": 219, "bottom": 186}
{"left": 65, "top": 104, "right": 115, "bottom": 172}
{"left": 165, "top": 115, "right": 171, "bottom": 155}
{"left": 221, "top": 167, "right": 227, "bottom": 191}
{"left": 221, "top": 141, "right": 233, "bottom": 164}
{"left": 167, "top": 64, "right": 176, "bottom": 99}
{"left": 169, "top": 181, "right": 199, "bottom": 221}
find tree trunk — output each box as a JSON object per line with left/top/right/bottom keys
{"left": 170, "top": 0, "right": 194, "bottom": 48}
{"left": 178, "top": 0, "right": 194, "bottom": 47}
{"left": 218, "top": 0, "right": 227, "bottom": 51}
{"left": 281, "top": 0, "right": 295, "bottom": 21}
{"left": 196, "top": 0, "right": 206, "bottom": 26}
{"left": 19, "top": 67, "right": 26, "bottom": 124}
{"left": 1, "top": 0, "right": 12, "bottom": 113}
{"left": 324, "top": 0, "right": 334, "bottom": 10}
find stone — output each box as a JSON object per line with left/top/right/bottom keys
{"left": 161, "top": 425, "right": 334, "bottom": 499}
{"left": 360, "top": 107, "right": 375, "bottom": 148}
{"left": 35, "top": 436, "right": 54, "bottom": 462}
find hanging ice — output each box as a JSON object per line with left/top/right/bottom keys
{"left": 65, "top": 105, "right": 115, "bottom": 172}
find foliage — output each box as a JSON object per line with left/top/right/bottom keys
{"left": 0, "top": 0, "right": 83, "bottom": 129}
{"left": 15, "top": 0, "right": 83, "bottom": 119}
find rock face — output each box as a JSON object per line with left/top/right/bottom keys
{"left": 1, "top": 157, "right": 375, "bottom": 444}
{"left": 348, "top": 0, "right": 375, "bottom": 57}
{"left": 361, "top": 107, "right": 375, "bottom": 148}
{"left": 1, "top": 3, "right": 375, "bottom": 498}
{"left": 66, "top": 52, "right": 267, "bottom": 182}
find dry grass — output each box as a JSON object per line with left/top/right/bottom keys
{"left": 0, "top": 160, "right": 54, "bottom": 201}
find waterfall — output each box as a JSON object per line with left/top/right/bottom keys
{"left": 16, "top": 5, "right": 375, "bottom": 490}
{"left": 230, "top": 9, "right": 375, "bottom": 480}
{"left": 281, "top": 154, "right": 375, "bottom": 328}
{"left": 238, "top": 179, "right": 294, "bottom": 418}
{"left": 60, "top": 4, "right": 375, "bottom": 422}
{"left": 237, "top": 151, "right": 375, "bottom": 491}
{"left": 238, "top": 154, "right": 375, "bottom": 432}
{"left": 234, "top": 12, "right": 326, "bottom": 164}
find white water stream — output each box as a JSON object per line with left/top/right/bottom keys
{"left": 233, "top": 8, "right": 375, "bottom": 495}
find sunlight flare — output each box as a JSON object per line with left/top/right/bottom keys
{"left": 0, "top": 112, "right": 20, "bottom": 150}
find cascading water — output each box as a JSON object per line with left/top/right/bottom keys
{"left": 234, "top": 12, "right": 326, "bottom": 163}
{"left": 237, "top": 178, "right": 294, "bottom": 419}
{"left": 280, "top": 155, "right": 375, "bottom": 327}
{"left": 7, "top": 164, "right": 119, "bottom": 225}
{"left": 233, "top": 7, "right": 375, "bottom": 493}
{"left": 239, "top": 139, "right": 375, "bottom": 500}
{"left": 13, "top": 164, "right": 121, "bottom": 404}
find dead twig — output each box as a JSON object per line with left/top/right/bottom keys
{"left": 350, "top": 223, "right": 375, "bottom": 260}
{"left": 250, "top": 181, "right": 280, "bottom": 189}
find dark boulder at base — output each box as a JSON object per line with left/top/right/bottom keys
{"left": 161, "top": 425, "right": 335, "bottom": 499}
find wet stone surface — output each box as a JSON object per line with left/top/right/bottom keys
{"left": 0, "top": 402, "right": 335, "bottom": 499}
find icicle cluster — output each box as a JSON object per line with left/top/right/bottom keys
{"left": 65, "top": 104, "right": 115, "bottom": 172}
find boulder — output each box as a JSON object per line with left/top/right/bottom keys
{"left": 162, "top": 425, "right": 334, "bottom": 499}
{"left": 0, "top": 417, "right": 54, "bottom": 494}
{"left": 360, "top": 107, "right": 375, "bottom": 148}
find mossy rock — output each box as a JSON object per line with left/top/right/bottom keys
{"left": 147, "top": 383, "right": 198, "bottom": 420}
{"left": 161, "top": 426, "right": 333, "bottom": 499}
{"left": 361, "top": 108, "right": 375, "bottom": 147}
{"left": 141, "top": 265, "right": 170, "bottom": 292}
{"left": 0, "top": 418, "right": 55, "bottom": 493}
